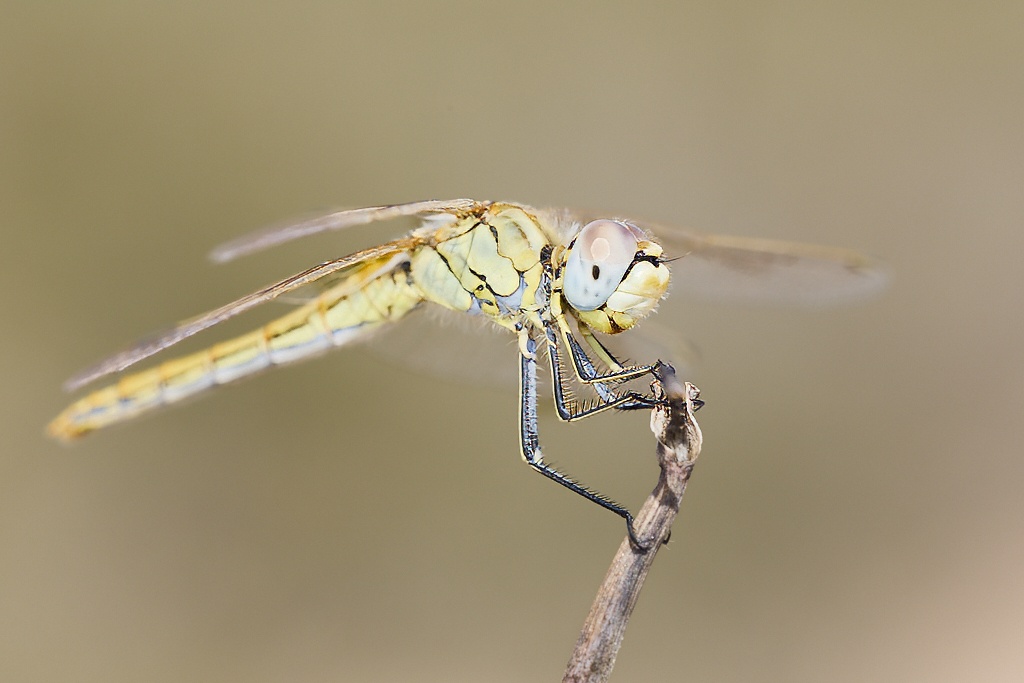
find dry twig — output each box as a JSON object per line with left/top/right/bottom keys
{"left": 563, "top": 363, "right": 703, "bottom": 683}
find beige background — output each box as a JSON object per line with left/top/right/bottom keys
{"left": 3, "top": 2, "right": 1022, "bottom": 681}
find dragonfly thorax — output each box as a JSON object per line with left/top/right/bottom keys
{"left": 558, "top": 219, "right": 670, "bottom": 334}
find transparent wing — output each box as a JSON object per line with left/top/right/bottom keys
{"left": 637, "top": 222, "right": 888, "bottom": 307}
{"left": 610, "top": 317, "right": 702, "bottom": 378}
{"left": 208, "top": 198, "right": 486, "bottom": 263}
{"left": 63, "top": 240, "right": 414, "bottom": 392}
{"left": 368, "top": 308, "right": 524, "bottom": 390}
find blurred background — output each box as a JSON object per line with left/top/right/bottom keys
{"left": 3, "top": 2, "right": 1022, "bottom": 681}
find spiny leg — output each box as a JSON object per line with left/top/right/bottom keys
{"left": 518, "top": 334, "right": 649, "bottom": 550}
{"left": 578, "top": 325, "right": 635, "bottom": 374}
{"left": 543, "top": 325, "right": 660, "bottom": 421}
{"left": 572, "top": 329, "right": 704, "bottom": 413}
{"left": 558, "top": 322, "right": 656, "bottom": 391}
{"left": 557, "top": 325, "right": 662, "bottom": 412}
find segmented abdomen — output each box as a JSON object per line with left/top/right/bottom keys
{"left": 48, "top": 254, "right": 422, "bottom": 441}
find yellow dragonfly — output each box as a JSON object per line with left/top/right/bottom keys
{"left": 48, "top": 199, "right": 885, "bottom": 546}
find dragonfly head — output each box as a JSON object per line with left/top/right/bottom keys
{"left": 559, "top": 219, "right": 670, "bottom": 334}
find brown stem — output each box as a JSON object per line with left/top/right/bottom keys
{"left": 563, "top": 364, "right": 703, "bottom": 683}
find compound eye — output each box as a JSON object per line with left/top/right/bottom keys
{"left": 562, "top": 220, "right": 638, "bottom": 311}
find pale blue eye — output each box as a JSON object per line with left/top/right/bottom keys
{"left": 563, "top": 220, "right": 638, "bottom": 311}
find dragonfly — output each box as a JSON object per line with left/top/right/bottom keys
{"left": 48, "top": 199, "right": 885, "bottom": 547}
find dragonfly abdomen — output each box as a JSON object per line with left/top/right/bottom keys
{"left": 48, "top": 256, "right": 423, "bottom": 441}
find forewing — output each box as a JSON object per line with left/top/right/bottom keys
{"left": 634, "top": 222, "right": 888, "bottom": 307}
{"left": 208, "top": 199, "right": 486, "bottom": 263}
{"left": 63, "top": 240, "right": 413, "bottom": 392}
{"left": 368, "top": 308, "right": 525, "bottom": 390}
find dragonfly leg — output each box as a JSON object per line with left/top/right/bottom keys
{"left": 554, "top": 325, "right": 663, "bottom": 412}
{"left": 543, "top": 325, "right": 660, "bottom": 421}
{"left": 578, "top": 344, "right": 703, "bottom": 413}
{"left": 519, "top": 334, "right": 649, "bottom": 551}
{"left": 560, "top": 323, "right": 657, "bottom": 387}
